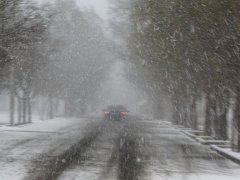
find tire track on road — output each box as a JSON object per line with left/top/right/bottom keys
{"left": 24, "top": 121, "right": 105, "bottom": 180}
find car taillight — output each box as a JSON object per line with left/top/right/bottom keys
{"left": 120, "top": 112, "right": 128, "bottom": 116}
{"left": 104, "top": 112, "right": 110, "bottom": 116}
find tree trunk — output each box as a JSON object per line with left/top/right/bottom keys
{"left": 181, "top": 105, "right": 186, "bottom": 126}
{"left": 48, "top": 95, "right": 53, "bottom": 119}
{"left": 232, "top": 87, "right": 240, "bottom": 152}
{"left": 27, "top": 96, "right": 31, "bottom": 123}
{"left": 40, "top": 97, "right": 46, "bottom": 120}
{"left": 80, "top": 96, "right": 87, "bottom": 116}
{"left": 172, "top": 100, "right": 181, "bottom": 125}
{"left": 205, "top": 94, "right": 212, "bottom": 136}
{"left": 220, "top": 107, "right": 228, "bottom": 140}
{"left": 22, "top": 98, "right": 26, "bottom": 124}
{"left": 64, "top": 97, "right": 74, "bottom": 116}
{"left": 190, "top": 96, "right": 197, "bottom": 129}
{"left": 64, "top": 100, "right": 70, "bottom": 116}
{"left": 211, "top": 96, "right": 217, "bottom": 137}
{"left": 22, "top": 91, "right": 27, "bottom": 124}
{"left": 55, "top": 99, "right": 59, "bottom": 116}
{"left": 9, "top": 64, "right": 15, "bottom": 125}
{"left": 185, "top": 102, "right": 191, "bottom": 128}
{"left": 18, "top": 97, "right": 22, "bottom": 124}
{"left": 181, "top": 101, "right": 188, "bottom": 126}
{"left": 215, "top": 99, "right": 228, "bottom": 140}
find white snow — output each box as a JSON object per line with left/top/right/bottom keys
{"left": 0, "top": 117, "right": 90, "bottom": 180}
{"left": 150, "top": 173, "right": 240, "bottom": 180}
{"left": 0, "top": 112, "right": 9, "bottom": 124}
{"left": 211, "top": 145, "right": 240, "bottom": 161}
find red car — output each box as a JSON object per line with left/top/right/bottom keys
{"left": 103, "top": 105, "right": 129, "bottom": 121}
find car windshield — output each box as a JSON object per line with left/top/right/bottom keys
{"left": 1, "top": 0, "right": 240, "bottom": 180}
{"left": 107, "top": 105, "right": 127, "bottom": 111}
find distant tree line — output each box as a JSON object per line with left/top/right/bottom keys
{"left": 111, "top": 0, "right": 240, "bottom": 151}
{"left": 0, "top": 0, "right": 112, "bottom": 125}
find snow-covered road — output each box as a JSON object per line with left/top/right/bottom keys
{"left": 57, "top": 120, "right": 240, "bottom": 180}
{"left": 1, "top": 117, "right": 240, "bottom": 180}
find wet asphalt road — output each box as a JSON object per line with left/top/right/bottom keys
{"left": 25, "top": 118, "right": 240, "bottom": 180}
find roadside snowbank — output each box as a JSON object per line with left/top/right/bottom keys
{"left": 211, "top": 145, "right": 240, "bottom": 164}
{"left": 177, "top": 123, "right": 240, "bottom": 165}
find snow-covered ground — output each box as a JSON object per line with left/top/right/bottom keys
{"left": 217, "top": 147, "right": 240, "bottom": 160}
{"left": 0, "top": 117, "right": 91, "bottom": 180}
{"left": 0, "top": 112, "right": 15, "bottom": 125}
{"left": 211, "top": 145, "right": 240, "bottom": 163}
{"left": 150, "top": 173, "right": 240, "bottom": 180}
{"left": 56, "top": 119, "right": 240, "bottom": 180}
{"left": 177, "top": 122, "right": 240, "bottom": 169}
